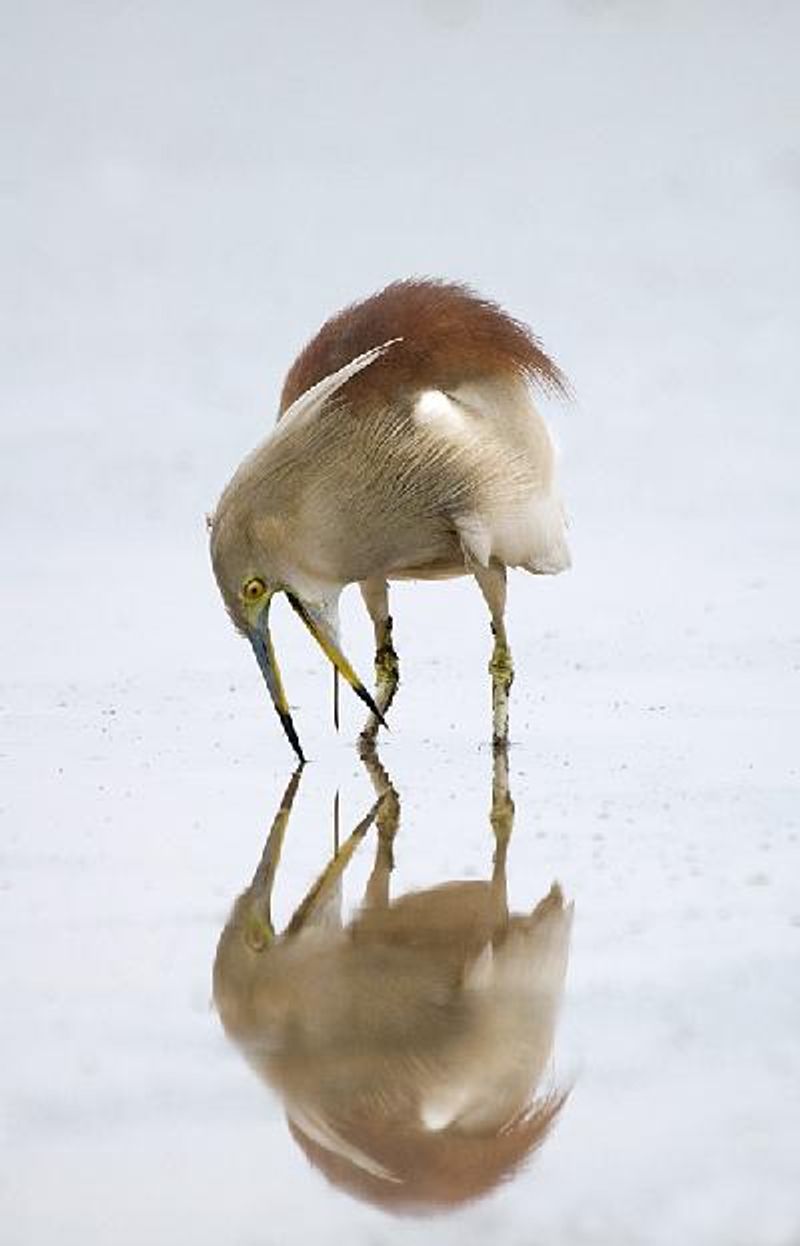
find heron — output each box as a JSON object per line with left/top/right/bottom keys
{"left": 209, "top": 279, "right": 570, "bottom": 761}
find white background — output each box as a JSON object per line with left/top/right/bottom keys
{"left": 2, "top": 2, "right": 798, "bottom": 1243}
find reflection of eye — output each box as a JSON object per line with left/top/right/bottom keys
{"left": 242, "top": 577, "right": 267, "bottom": 603}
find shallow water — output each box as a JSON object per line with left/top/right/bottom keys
{"left": 4, "top": 529, "right": 798, "bottom": 1243}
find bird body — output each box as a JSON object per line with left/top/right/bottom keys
{"left": 210, "top": 279, "right": 570, "bottom": 757}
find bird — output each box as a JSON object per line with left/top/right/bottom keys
{"left": 212, "top": 745, "right": 573, "bottom": 1212}
{"left": 209, "top": 278, "right": 570, "bottom": 761}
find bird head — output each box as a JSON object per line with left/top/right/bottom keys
{"left": 208, "top": 335, "right": 404, "bottom": 760}
{"left": 209, "top": 508, "right": 383, "bottom": 763}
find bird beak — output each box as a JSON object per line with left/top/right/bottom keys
{"left": 249, "top": 594, "right": 306, "bottom": 764}
{"left": 250, "top": 592, "right": 386, "bottom": 763}
{"left": 285, "top": 592, "right": 387, "bottom": 728}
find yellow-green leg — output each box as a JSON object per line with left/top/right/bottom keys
{"left": 474, "top": 561, "right": 513, "bottom": 748}
{"left": 359, "top": 579, "right": 400, "bottom": 743}
{"left": 489, "top": 619, "right": 514, "bottom": 748}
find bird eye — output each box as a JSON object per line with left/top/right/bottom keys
{"left": 242, "top": 577, "right": 267, "bottom": 603}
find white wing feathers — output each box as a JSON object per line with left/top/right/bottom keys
{"left": 278, "top": 338, "right": 402, "bottom": 435}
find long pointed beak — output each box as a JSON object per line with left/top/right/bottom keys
{"left": 250, "top": 596, "right": 306, "bottom": 764}
{"left": 285, "top": 592, "right": 387, "bottom": 727}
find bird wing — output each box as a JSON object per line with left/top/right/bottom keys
{"left": 275, "top": 338, "right": 402, "bottom": 439}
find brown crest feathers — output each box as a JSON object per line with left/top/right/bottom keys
{"left": 278, "top": 279, "right": 568, "bottom": 416}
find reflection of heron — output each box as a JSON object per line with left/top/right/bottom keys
{"left": 209, "top": 280, "right": 571, "bottom": 760}
{"left": 213, "top": 745, "right": 573, "bottom": 1213}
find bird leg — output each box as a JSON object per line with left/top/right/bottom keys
{"left": 359, "top": 578, "right": 400, "bottom": 742}
{"left": 489, "top": 620, "right": 514, "bottom": 747}
{"left": 473, "top": 561, "right": 514, "bottom": 748}
{"left": 374, "top": 613, "right": 400, "bottom": 711}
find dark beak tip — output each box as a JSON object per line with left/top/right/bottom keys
{"left": 355, "top": 683, "right": 388, "bottom": 727}
{"left": 362, "top": 689, "right": 385, "bottom": 723}
{"left": 278, "top": 709, "right": 306, "bottom": 765}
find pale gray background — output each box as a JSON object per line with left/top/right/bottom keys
{"left": 2, "top": 2, "right": 799, "bottom": 1244}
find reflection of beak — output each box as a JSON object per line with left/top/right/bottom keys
{"left": 250, "top": 594, "right": 306, "bottom": 764}
{"left": 250, "top": 592, "right": 386, "bottom": 764}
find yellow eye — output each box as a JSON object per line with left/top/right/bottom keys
{"left": 242, "top": 577, "right": 267, "bottom": 603}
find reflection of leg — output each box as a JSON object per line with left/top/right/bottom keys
{"left": 490, "top": 745, "right": 514, "bottom": 907}
{"left": 244, "top": 766, "right": 304, "bottom": 950}
{"left": 473, "top": 561, "right": 514, "bottom": 747}
{"left": 363, "top": 821, "right": 395, "bottom": 910}
{"left": 359, "top": 739, "right": 400, "bottom": 909}
{"left": 359, "top": 578, "right": 400, "bottom": 742}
